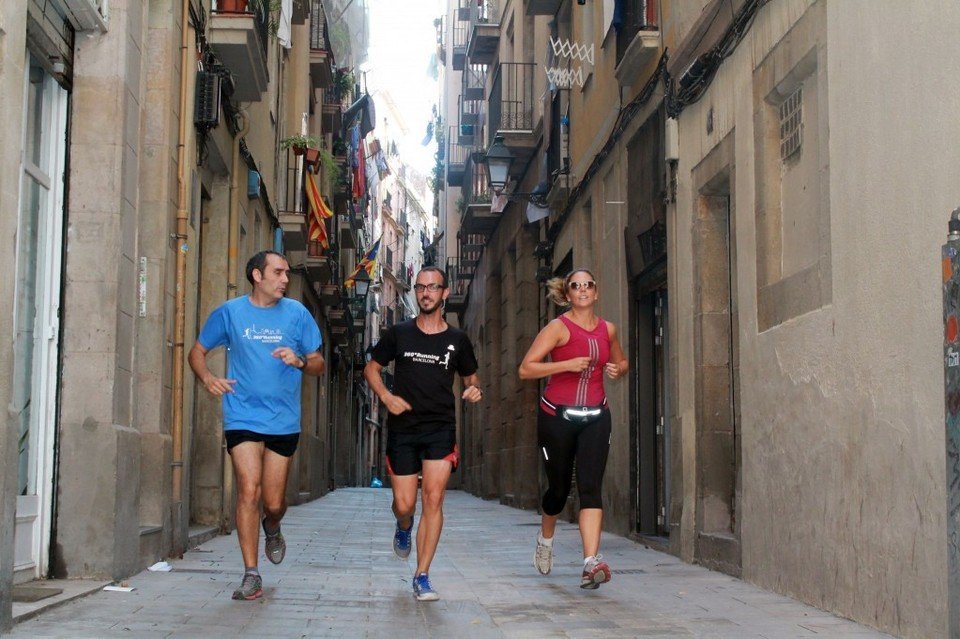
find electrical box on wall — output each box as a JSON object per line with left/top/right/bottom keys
{"left": 194, "top": 71, "right": 221, "bottom": 129}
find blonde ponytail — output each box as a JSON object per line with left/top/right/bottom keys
{"left": 545, "top": 277, "right": 569, "bottom": 307}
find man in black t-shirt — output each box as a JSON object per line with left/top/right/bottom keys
{"left": 363, "top": 266, "right": 482, "bottom": 602}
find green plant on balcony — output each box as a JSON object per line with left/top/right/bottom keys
{"left": 333, "top": 70, "right": 355, "bottom": 99}
{"left": 456, "top": 196, "right": 466, "bottom": 215}
{"left": 318, "top": 148, "right": 342, "bottom": 185}
{"left": 248, "top": 0, "right": 283, "bottom": 37}
{"left": 332, "top": 137, "right": 348, "bottom": 157}
{"left": 473, "top": 191, "right": 491, "bottom": 205}
{"left": 280, "top": 134, "right": 321, "bottom": 155}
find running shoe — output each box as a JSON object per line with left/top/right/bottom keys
{"left": 263, "top": 518, "right": 286, "bottom": 564}
{"left": 231, "top": 573, "right": 263, "bottom": 600}
{"left": 534, "top": 535, "right": 553, "bottom": 575}
{"left": 412, "top": 572, "right": 439, "bottom": 601}
{"left": 580, "top": 555, "right": 612, "bottom": 590}
{"left": 393, "top": 517, "right": 414, "bottom": 559}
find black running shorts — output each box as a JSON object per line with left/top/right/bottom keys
{"left": 225, "top": 429, "right": 300, "bottom": 458}
{"left": 386, "top": 427, "right": 458, "bottom": 476}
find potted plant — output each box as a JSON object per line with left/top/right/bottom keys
{"left": 333, "top": 70, "right": 355, "bottom": 99}
{"left": 318, "top": 149, "right": 342, "bottom": 184}
{"left": 249, "top": 0, "right": 282, "bottom": 37}
{"left": 219, "top": 0, "right": 246, "bottom": 11}
{"left": 332, "top": 137, "right": 348, "bottom": 158}
{"left": 280, "top": 134, "right": 321, "bottom": 156}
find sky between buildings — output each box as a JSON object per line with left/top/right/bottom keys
{"left": 366, "top": 0, "right": 441, "bottom": 175}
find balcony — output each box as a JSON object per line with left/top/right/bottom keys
{"left": 292, "top": 0, "right": 311, "bottom": 23}
{"left": 444, "top": 257, "right": 473, "bottom": 314}
{"left": 309, "top": 2, "right": 334, "bottom": 89}
{"left": 318, "top": 283, "right": 340, "bottom": 306}
{"left": 305, "top": 241, "right": 334, "bottom": 283}
{"left": 462, "top": 63, "right": 486, "bottom": 101}
{"left": 277, "top": 150, "right": 309, "bottom": 250}
{"left": 279, "top": 212, "right": 307, "bottom": 251}
{"left": 446, "top": 128, "right": 469, "bottom": 186}
{"left": 467, "top": 0, "right": 500, "bottom": 65}
{"left": 489, "top": 62, "right": 539, "bottom": 174}
{"left": 452, "top": 19, "right": 468, "bottom": 71}
{"left": 614, "top": 0, "right": 660, "bottom": 87}
{"left": 208, "top": 6, "right": 269, "bottom": 102}
{"left": 436, "top": 15, "right": 446, "bottom": 63}
{"left": 339, "top": 216, "right": 356, "bottom": 250}
{"left": 321, "top": 87, "right": 344, "bottom": 133}
{"left": 460, "top": 154, "right": 499, "bottom": 236}
{"left": 525, "top": 0, "right": 562, "bottom": 15}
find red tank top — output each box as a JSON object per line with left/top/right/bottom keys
{"left": 542, "top": 314, "right": 610, "bottom": 409}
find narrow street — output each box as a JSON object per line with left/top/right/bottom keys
{"left": 12, "top": 488, "right": 891, "bottom": 638}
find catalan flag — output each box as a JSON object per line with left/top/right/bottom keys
{"left": 344, "top": 238, "right": 380, "bottom": 287}
{"left": 305, "top": 171, "right": 333, "bottom": 249}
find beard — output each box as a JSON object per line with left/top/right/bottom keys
{"left": 418, "top": 297, "right": 443, "bottom": 315}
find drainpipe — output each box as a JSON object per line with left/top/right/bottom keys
{"left": 945, "top": 206, "right": 960, "bottom": 637}
{"left": 171, "top": 0, "right": 192, "bottom": 555}
{"left": 221, "top": 109, "right": 250, "bottom": 531}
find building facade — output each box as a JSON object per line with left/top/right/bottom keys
{"left": 0, "top": 0, "right": 373, "bottom": 628}
{"left": 439, "top": 0, "right": 960, "bottom": 637}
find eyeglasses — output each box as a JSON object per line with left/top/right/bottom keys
{"left": 568, "top": 280, "right": 596, "bottom": 291}
{"left": 414, "top": 283, "right": 446, "bottom": 293}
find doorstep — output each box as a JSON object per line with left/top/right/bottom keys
{"left": 13, "top": 579, "right": 110, "bottom": 624}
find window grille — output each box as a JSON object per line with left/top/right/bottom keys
{"left": 779, "top": 86, "right": 802, "bottom": 161}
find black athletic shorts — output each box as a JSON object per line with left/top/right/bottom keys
{"left": 386, "top": 427, "right": 458, "bottom": 476}
{"left": 225, "top": 429, "right": 300, "bottom": 458}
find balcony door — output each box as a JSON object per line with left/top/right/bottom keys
{"left": 13, "top": 54, "right": 68, "bottom": 581}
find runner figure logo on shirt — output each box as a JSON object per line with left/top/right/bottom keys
{"left": 441, "top": 344, "right": 456, "bottom": 369}
{"left": 242, "top": 324, "right": 283, "bottom": 344}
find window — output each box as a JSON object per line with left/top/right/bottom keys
{"left": 778, "top": 86, "right": 802, "bottom": 162}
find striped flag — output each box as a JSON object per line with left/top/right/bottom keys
{"left": 344, "top": 239, "right": 381, "bottom": 287}
{"left": 305, "top": 171, "right": 333, "bottom": 249}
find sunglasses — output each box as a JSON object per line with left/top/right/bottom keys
{"left": 568, "top": 280, "right": 596, "bottom": 291}
{"left": 414, "top": 283, "right": 446, "bottom": 293}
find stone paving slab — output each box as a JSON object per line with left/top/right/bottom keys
{"left": 9, "top": 488, "right": 895, "bottom": 638}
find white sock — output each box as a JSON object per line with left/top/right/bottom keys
{"left": 583, "top": 555, "right": 595, "bottom": 565}
{"left": 538, "top": 533, "right": 553, "bottom": 547}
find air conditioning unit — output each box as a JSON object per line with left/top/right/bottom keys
{"left": 194, "top": 71, "right": 221, "bottom": 129}
{"left": 58, "top": 0, "right": 109, "bottom": 32}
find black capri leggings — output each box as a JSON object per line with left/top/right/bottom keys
{"left": 537, "top": 406, "right": 612, "bottom": 515}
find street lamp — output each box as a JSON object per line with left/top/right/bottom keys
{"left": 483, "top": 135, "right": 513, "bottom": 193}
{"left": 353, "top": 269, "right": 372, "bottom": 300}
{"left": 481, "top": 135, "right": 550, "bottom": 208}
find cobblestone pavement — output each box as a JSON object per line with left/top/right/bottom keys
{"left": 10, "top": 488, "right": 894, "bottom": 638}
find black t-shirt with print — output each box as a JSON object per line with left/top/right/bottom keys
{"left": 371, "top": 319, "right": 478, "bottom": 432}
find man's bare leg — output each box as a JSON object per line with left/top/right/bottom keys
{"left": 260, "top": 448, "right": 292, "bottom": 530}
{"left": 229, "top": 442, "right": 265, "bottom": 570}
{"left": 414, "top": 459, "right": 452, "bottom": 575}
{"left": 391, "top": 473, "right": 419, "bottom": 530}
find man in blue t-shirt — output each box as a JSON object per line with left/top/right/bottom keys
{"left": 189, "top": 250, "right": 324, "bottom": 601}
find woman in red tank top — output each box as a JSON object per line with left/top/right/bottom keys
{"left": 519, "top": 269, "right": 628, "bottom": 589}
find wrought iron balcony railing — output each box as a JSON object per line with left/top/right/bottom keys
{"left": 489, "top": 62, "right": 536, "bottom": 136}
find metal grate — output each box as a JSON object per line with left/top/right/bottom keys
{"left": 779, "top": 86, "right": 802, "bottom": 161}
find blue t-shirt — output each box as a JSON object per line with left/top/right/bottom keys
{"left": 198, "top": 296, "right": 322, "bottom": 435}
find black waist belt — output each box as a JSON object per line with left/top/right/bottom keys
{"left": 560, "top": 406, "right": 604, "bottom": 424}
{"left": 542, "top": 396, "right": 608, "bottom": 424}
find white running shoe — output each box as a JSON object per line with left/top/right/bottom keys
{"left": 534, "top": 535, "right": 553, "bottom": 575}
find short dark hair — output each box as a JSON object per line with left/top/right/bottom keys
{"left": 246, "top": 250, "right": 286, "bottom": 285}
{"left": 416, "top": 266, "right": 447, "bottom": 288}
